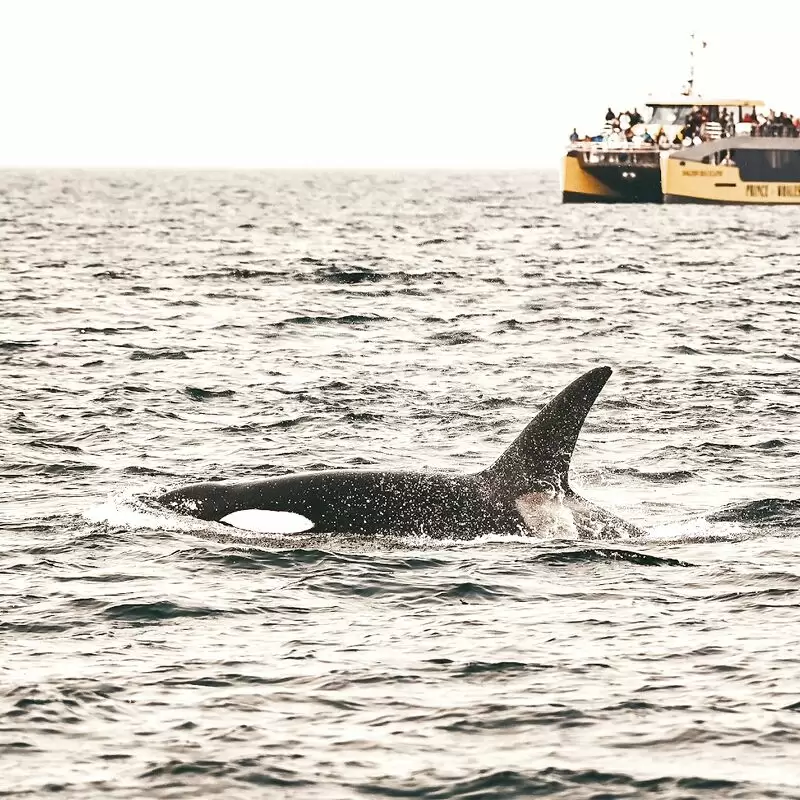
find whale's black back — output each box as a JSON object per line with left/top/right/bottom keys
{"left": 216, "top": 470, "right": 518, "bottom": 537}
{"left": 157, "top": 366, "right": 640, "bottom": 538}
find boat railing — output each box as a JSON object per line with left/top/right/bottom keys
{"left": 568, "top": 143, "right": 663, "bottom": 168}
{"left": 569, "top": 123, "right": 800, "bottom": 151}
{"left": 751, "top": 124, "right": 800, "bottom": 139}
{"left": 567, "top": 141, "right": 678, "bottom": 153}
{"left": 570, "top": 141, "right": 658, "bottom": 150}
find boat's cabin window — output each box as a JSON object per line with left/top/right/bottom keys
{"left": 648, "top": 106, "right": 692, "bottom": 125}
{"left": 648, "top": 104, "right": 759, "bottom": 126}
{"left": 707, "top": 106, "right": 749, "bottom": 123}
{"left": 737, "top": 148, "right": 800, "bottom": 181}
{"left": 690, "top": 106, "right": 731, "bottom": 123}
{"left": 706, "top": 150, "right": 738, "bottom": 166}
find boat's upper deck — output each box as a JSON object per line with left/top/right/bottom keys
{"left": 674, "top": 135, "right": 800, "bottom": 161}
{"left": 569, "top": 99, "right": 800, "bottom": 162}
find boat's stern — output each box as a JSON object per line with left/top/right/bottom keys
{"left": 562, "top": 144, "right": 663, "bottom": 203}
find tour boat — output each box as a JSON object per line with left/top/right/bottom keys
{"left": 560, "top": 97, "right": 788, "bottom": 204}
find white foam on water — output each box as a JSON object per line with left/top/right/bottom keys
{"left": 647, "top": 516, "right": 747, "bottom": 542}
{"left": 515, "top": 491, "right": 579, "bottom": 539}
{"left": 84, "top": 486, "right": 208, "bottom": 533}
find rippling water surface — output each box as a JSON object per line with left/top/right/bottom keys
{"left": 2, "top": 169, "right": 800, "bottom": 798}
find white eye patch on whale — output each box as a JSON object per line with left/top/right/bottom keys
{"left": 219, "top": 509, "right": 315, "bottom": 534}
{"left": 156, "top": 366, "right": 646, "bottom": 540}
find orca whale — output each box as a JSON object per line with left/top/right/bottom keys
{"left": 156, "top": 366, "right": 644, "bottom": 539}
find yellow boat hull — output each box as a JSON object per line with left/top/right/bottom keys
{"left": 662, "top": 154, "right": 800, "bottom": 204}
{"left": 561, "top": 152, "right": 621, "bottom": 202}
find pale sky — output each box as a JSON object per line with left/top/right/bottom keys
{"left": 1, "top": 0, "right": 799, "bottom": 168}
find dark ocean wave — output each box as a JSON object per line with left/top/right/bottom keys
{"left": 532, "top": 548, "right": 694, "bottom": 567}
{"left": 76, "top": 325, "right": 155, "bottom": 335}
{"left": 354, "top": 766, "right": 757, "bottom": 799}
{"left": 0, "top": 461, "right": 100, "bottom": 476}
{"left": 433, "top": 580, "right": 518, "bottom": 601}
{"left": 189, "top": 267, "right": 284, "bottom": 280}
{"left": 129, "top": 348, "right": 190, "bottom": 360}
{"left": 708, "top": 587, "right": 797, "bottom": 604}
{"left": 103, "top": 600, "right": 228, "bottom": 621}
{"left": 427, "top": 330, "right": 482, "bottom": 345}
{"left": 707, "top": 498, "right": 800, "bottom": 528}
{"left": 183, "top": 386, "right": 236, "bottom": 400}
{"left": 27, "top": 438, "right": 85, "bottom": 453}
{"left": 273, "top": 313, "right": 388, "bottom": 327}
{"left": 310, "top": 265, "right": 383, "bottom": 283}
{"left": 169, "top": 545, "right": 447, "bottom": 572}
{"left": 122, "top": 465, "right": 173, "bottom": 476}
{"left": 139, "top": 759, "right": 314, "bottom": 788}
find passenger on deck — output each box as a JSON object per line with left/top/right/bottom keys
{"left": 642, "top": 130, "right": 655, "bottom": 145}
{"left": 684, "top": 107, "right": 707, "bottom": 140}
{"left": 605, "top": 107, "right": 616, "bottom": 121}
{"left": 777, "top": 112, "right": 796, "bottom": 137}
{"left": 720, "top": 109, "right": 730, "bottom": 138}
{"left": 569, "top": 128, "right": 580, "bottom": 143}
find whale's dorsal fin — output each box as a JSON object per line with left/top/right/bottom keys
{"left": 482, "top": 366, "right": 612, "bottom": 495}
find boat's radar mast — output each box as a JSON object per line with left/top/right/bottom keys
{"left": 682, "top": 32, "right": 706, "bottom": 96}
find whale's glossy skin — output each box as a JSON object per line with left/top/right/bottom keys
{"left": 157, "top": 366, "right": 644, "bottom": 539}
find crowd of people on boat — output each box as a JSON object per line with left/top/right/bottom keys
{"left": 679, "top": 106, "right": 800, "bottom": 140}
{"left": 568, "top": 105, "right": 800, "bottom": 146}
{"left": 747, "top": 110, "right": 800, "bottom": 138}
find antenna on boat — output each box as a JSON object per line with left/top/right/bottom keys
{"left": 682, "top": 33, "right": 706, "bottom": 97}
{"left": 683, "top": 33, "right": 695, "bottom": 96}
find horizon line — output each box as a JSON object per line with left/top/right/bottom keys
{"left": 0, "top": 163, "right": 560, "bottom": 172}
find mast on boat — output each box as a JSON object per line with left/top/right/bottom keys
{"left": 682, "top": 33, "right": 706, "bottom": 97}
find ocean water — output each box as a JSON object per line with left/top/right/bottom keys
{"left": 2, "top": 168, "right": 799, "bottom": 799}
